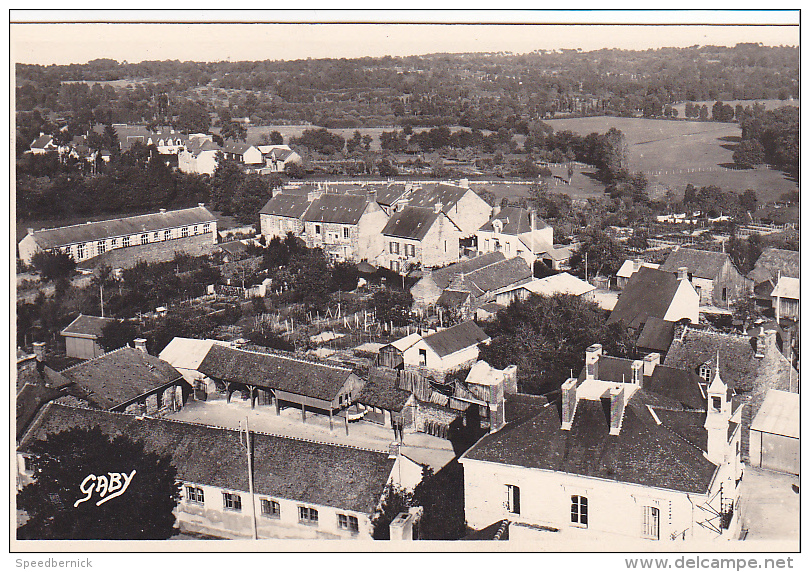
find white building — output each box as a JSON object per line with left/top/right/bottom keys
{"left": 476, "top": 206, "right": 555, "bottom": 267}
{"left": 401, "top": 321, "right": 490, "bottom": 379}
{"left": 494, "top": 272, "right": 596, "bottom": 307}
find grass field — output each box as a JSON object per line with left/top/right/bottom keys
{"left": 544, "top": 116, "right": 797, "bottom": 202}
{"left": 670, "top": 98, "right": 798, "bottom": 118}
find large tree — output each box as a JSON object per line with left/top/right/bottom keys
{"left": 479, "top": 293, "right": 636, "bottom": 395}
{"left": 18, "top": 427, "right": 180, "bottom": 540}
{"left": 31, "top": 250, "right": 75, "bottom": 282}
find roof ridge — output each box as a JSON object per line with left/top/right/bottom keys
{"left": 219, "top": 345, "right": 352, "bottom": 372}
{"left": 58, "top": 345, "right": 129, "bottom": 373}
{"left": 32, "top": 206, "right": 213, "bottom": 235}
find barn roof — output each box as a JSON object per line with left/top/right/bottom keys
{"left": 422, "top": 321, "right": 490, "bottom": 358}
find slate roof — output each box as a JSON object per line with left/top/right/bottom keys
{"left": 302, "top": 194, "right": 369, "bottom": 225}
{"left": 26, "top": 206, "right": 217, "bottom": 249}
{"left": 428, "top": 252, "right": 506, "bottom": 291}
{"left": 463, "top": 390, "right": 718, "bottom": 494}
{"left": 19, "top": 404, "right": 395, "bottom": 514}
{"left": 355, "top": 368, "right": 411, "bottom": 412}
{"left": 60, "top": 314, "right": 114, "bottom": 339}
{"left": 461, "top": 256, "right": 533, "bottom": 297}
{"left": 664, "top": 328, "right": 759, "bottom": 394}
{"left": 747, "top": 248, "right": 800, "bottom": 284}
{"left": 16, "top": 383, "right": 66, "bottom": 440}
{"left": 479, "top": 206, "right": 549, "bottom": 234}
{"left": 218, "top": 241, "right": 249, "bottom": 257}
{"left": 381, "top": 207, "right": 442, "bottom": 240}
{"left": 58, "top": 347, "right": 183, "bottom": 410}
{"left": 771, "top": 276, "right": 800, "bottom": 300}
{"left": 644, "top": 364, "right": 709, "bottom": 410}
{"left": 30, "top": 134, "right": 54, "bottom": 149}
{"left": 221, "top": 140, "right": 255, "bottom": 155}
{"left": 197, "top": 344, "right": 354, "bottom": 402}
{"left": 750, "top": 389, "right": 799, "bottom": 439}
{"left": 185, "top": 138, "right": 220, "bottom": 156}
{"left": 259, "top": 193, "right": 312, "bottom": 219}
{"left": 504, "top": 393, "right": 549, "bottom": 424}
{"left": 437, "top": 289, "right": 471, "bottom": 307}
{"left": 422, "top": 321, "right": 490, "bottom": 358}
{"left": 407, "top": 184, "right": 469, "bottom": 212}
{"left": 607, "top": 267, "right": 682, "bottom": 329}
{"left": 636, "top": 317, "right": 676, "bottom": 354}
{"left": 660, "top": 247, "right": 731, "bottom": 280}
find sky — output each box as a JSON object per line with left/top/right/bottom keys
{"left": 10, "top": 11, "right": 800, "bottom": 66}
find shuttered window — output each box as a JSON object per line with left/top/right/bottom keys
{"left": 642, "top": 506, "right": 660, "bottom": 539}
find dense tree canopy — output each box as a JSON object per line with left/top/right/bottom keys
{"left": 18, "top": 427, "right": 180, "bottom": 540}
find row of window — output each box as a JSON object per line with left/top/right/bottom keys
{"left": 65, "top": 223, "right": 212, "bottom": 260}
{"left": 503, "top": 485, "right": 661, "bottom": 539}
{"left": 312, "top": 224, "right": 351, "bottom": 239}
{"left": 389, "top": 242, "right": 417, "bottom": 257}
{"left": 185, "top": 486, "right": 359, "bottom": 532}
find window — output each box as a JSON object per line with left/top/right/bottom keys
{"left": 338, "top": 514, "right": 359, "bottom": 533}
{"left": 699, "top": 363, "right": 712, "bottom": 382}
{"left": 153, "top": 232, "right": 159, "bottom": 241}
{"left": 203, "top": 223, "right": 211, "bottom": 234}
{"left": 418, "top": 348, "right": 427, "bottom": 366}
{"left": 111, "top": 238, "right": 118, "bottom": 248}
{"left": 185, "top": 485, "right": 204, "bottom": 505}
{"left": 722, "top": 287, "right": 727, "bottom": 302}
{"left": 76, "top": 243, "right": 85, "bottom": 259}
{"left": 141, "top": 234, "right": 148, "bottom": 245}
{"left": 261, "top": 498, "right": 280, "bottom": 518}
{"left": 343, "top": 227, "right": 350, "bottom": 239}
{"left": 444, "top": 240, "right": 447, "bottom": 252}
{"left": 223, "top": 491, "right": 242, "bottom": 511}
{"left": 389, "top": 241, "right": 395, "bottom": 254}
{"left": 181, "top": 227, "right": 189, "bottom": 238}
{"left": 505, "top": 484, "right": 520, "bottom": 515}
{"left": 505, "top": 242, "right": 511, "bottom": 254}
{"left": 299, "top": 506, "right": 318, "bottom": 525}
{"left": 122, "top": 236, "right": 131, "bottom": 248}
{"left": 193, "top": 225, "right": 198, "bottom": 235}
{"left": 712, "top": 396, "right": 721, "bottom": 411}
{"left": 571, "top": 495, "right": 588, "bottom": 527}
{"left": 97, "top": 241, "right": 106, "bottom": 255}
{"left": 641, "top": 506, "right": 660, "bottom": 540}
{"left": 315, "top": 224, "right": 321, "bottom": 235}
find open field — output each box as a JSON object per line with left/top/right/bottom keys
{"left": 670, "top": 98, "right": 798, "bottom": 118}
{"left": 545, "top": 116, "right": 797, "bottom": 202}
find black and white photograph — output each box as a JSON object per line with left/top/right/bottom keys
{"left": 9, "top": 9, "right": 800, "bottom": 561}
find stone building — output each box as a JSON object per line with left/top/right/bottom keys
{"left": 660, "top": 247, "right": 752, "bottom": 306}
{"left": 378, "top": 205, "right": 462, "bottom": 273}
{"left": 259, "top": 193, "right": 311, "bottom": 241}
{"left": 60, "top": 314, "right": 115, "bottom": 359}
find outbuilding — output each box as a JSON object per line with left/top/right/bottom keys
{"left": 749, "top": 389, "right": 799, "bottom": 475}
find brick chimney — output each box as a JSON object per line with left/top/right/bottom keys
{"left": 631, "top": 360, "right": 643, "bottom": 385}
{"left": 677, "top": 266, "right": 689, "bottom": 281}
{"left": 503, "top": 365, "right": 518, "bottom": 395}
{"left": 561, "top": 377, "right": 579, "bottom": 430}
{"left": 585, "top": 344, "right": 602, "bottom": 380}
{"left": 33, "top": 341, "right": 46, "bottom": 373}
{"left": 608, "top": 386, "right": 626, "bottom": 435}
{"left": 133, "top": 338, "right": 148, "bottom": 353}
{"left": 434, "top": 202, "right": 443, "bottom": 214}
{"left": 642, "top": 353, "right": 660, "bottom": 377}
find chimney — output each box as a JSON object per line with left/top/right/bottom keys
{"left": 609, "top": 386, "right": 626, "bottom": 435}
{"left": 27, "top": 227, "right": 34, "bottom": 235}
{"left": 631, "top": 360, "right": 643, "bottom": 385}
{"left": 755, "top": 327, "right": 767, "bottom": 358}
{"left": 677, "top": 266, "right": 688, "bottom": 281}
{"left": 133, "top": 338, "right": 148, "bottom": 353}
{"left": 159, "top": 208, "right": 167, "bottom": 214}
{"left": 434, "top": 202, "right": 443, "bottom": 214}
{"left": 459, "top": 178, "right": 470, "bottom": 189}
{"left": 32, "top": 342, "right": 46, "bottom": 373}
{"left": 367, "top": 188, "right": 378, "bottom": 204}
{"left": 585, "top": 344, "right": 602, "bottom": 380}
{"left": 561, "top": 377, "right": 579, "bottom": 430}
{"left": 388, "top": 442, "right": 400, "bottom": 459}
{"left": 503, "top": 365, "right": 518, "bottom": 395}
{"left": 198, "top": 202, "right": 205, "bottom": 208}
{"left": 642, "top": 353, "right": 660, "bottom": 377}
{"left": 633, "top": 259, "right": 641, "bottom": 272}
{"left": 389, "top": 507, "right": 423, "bottom": 541}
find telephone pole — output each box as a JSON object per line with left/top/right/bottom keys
{"left": 240, "top": 418, "right": 258, "bottom": 540}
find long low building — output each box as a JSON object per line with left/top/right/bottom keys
{"left": 18, "top": 205, "right": 218, "bottom": 269}
{"left": 17, "top": 403, "right": 419, "bottom": 539}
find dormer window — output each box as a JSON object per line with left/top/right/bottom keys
{"left": 699, "top": 363, "right": 712, "bottom": 382}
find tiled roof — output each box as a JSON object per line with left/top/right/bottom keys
{"left": 422, "top": 321, "right": 490, "bottom": 358}
{"left": 27, "top": 206, "right": 217, "bottom": 249}
{"left": 381, "top": 207, "right": 441, "bottom": 240}
{"left": 428, "top": 252, "right": 506, "bottom": 290}
{"left": 16, "top": 382, "right": 65, "bottom": 440}
{"left": 197, "top": 345, "right": 354, "bottom": 402}
{"left": 664, "top": 328, "right": 760, "bottom": 393}
{"left": 60, "top": 314, "right": 114, "bottom": 339}
{"left": 514, "top": 273, "right": 595, "bottom": 297}
{"left": 407, "top": 184, "right": 468, "bottom": 212}
{"left": 30, "top": 134, "right": 54, "bottom": 149}
{"left": 462, "top": 520, "right": 510, "bottom": 540}
{"left": 302, "top": 194, "right": 369, "bottom": 225}
{"left": 504, "top": 393, "right": 549, "bottom": 424}
{"left": 636, "top": 317, "right": 676, "bottom": 353}
{"left": 608, "top": 267, "right": 682, "bottom": 329}
{"left": 660, "top": 247, "right": 731, "bottom": 280}
{"left": 19, "top": 404, "right": 395, "bottom": 514}
{"left": 771, "top": 276, "right": 799, "bottom": 300}
{"left": 355, "top": 368, "right": 411, "bottom": 412}
{"left": 479, "top": 206, "right": 549, "bottom": 234}
{"left": 59, "top": 347, "right": 183, "bottom": 410}
{"left": 463, "top": 391, "right": 718, "bottom": 494}
{"left": 750, "top": 389, "right": 798, "bottom": 439}
{"left": 186, "top": 138, "right": 220, "bottom": 156}
{"left": 221, "top": 140, "right": 255, "bottom": 155}
{"left": 259, "top": 193, "right": 312, "bottom": 218}
{"left": 218, "top": 241, "right": 249, "bottom": 256}
{"left": 462, "top": 256, "right": 533, "bottom": 296}
{"left": 437, "top": 289, "right": 471, "bottom": 307}
{"left": 747, "top": 248, "right": 799, "bottom": 284}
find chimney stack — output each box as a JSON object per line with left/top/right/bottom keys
{"left": 388, "top": 442, "right": 400, "bottom": 459}
{"left": 198, "top": 202, "right": 205, "bottom": 208}
{"left": 27, "top": 227, "right": 35, "bottom": 235}
{"left": 642, "top": 353, "right": 660, "bottom": 377}
{"left": 631, "top": 360, "right": 643, "bottom": 385}
{"left": 389, "top": 507, "right": 423, "bottom": 540}
{"left": 585, "top": 344, "right": 602, "bottom": 380}
{"left": 459, "top": 178, "right": 470, "bottom": 189}
{"left": 561, "top": 377, "right": 579, "bottom": 430}
{"left": 755, "top": 327, "right": 767, "bottom": 358}
{"left": 633, "top": 259, "right": 641, "bottom": 272}
{"left": 434, "top": 202, "right": 443, "bottom": 214}
{"left": 677, "top": 266, "right": 689, "bottom": 281}
{"left": 608, "top": 386, "right": 626, "bottom": 435}
{"left": 367, "top": 188, "right": 378, "bottom": 204}
{"left": 503, "top": 365, "right": 518, "bottom": 395}
{"left": 133, "top": 338, "right": 148, "bottom": 353}
{"left": 159, "top": 208, "right": 167, "bottom": 214}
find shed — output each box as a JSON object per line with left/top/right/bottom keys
{"left": 749, "top": 389, "right": 799, "bottom": 475}
{"left": 60, "top": 314, "right": 115, "bottom": 359}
